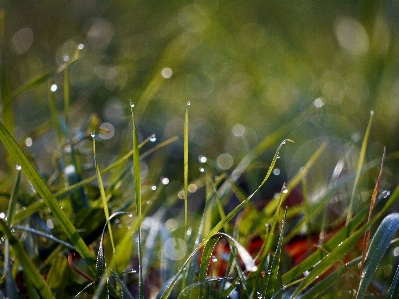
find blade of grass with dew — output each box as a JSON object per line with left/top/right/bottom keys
{"left": 283, "top": 181, "right": 399, "bottom": 287}
{"left": 346, "top": 111, "right": 374, "bottom": 224}
{"left": 387, "top": 264, "right": 399, "bottom": 299}
{"left": 4, "top": 170, "right": 21, "bottom": 299}
{"left": 356, "top": 213, "right": 399, "bottom": 299}
{"left": 0, "top": 220, "right": 55, "bottom": 299}
{"left": 300, "top": 256, "right": 361, "bottom": 299}
{"left": 12, "top": 136, "right": 178, "bottom": 223}
{"left": 361, "top": 147, "right": 385, "bottom": 270}
{"left": 264, "top": 209, "right": 287, "bottom": 299}
{"left": 131, "top": 101, "right": 143, "bottom": 299}
{"left": 290, "top": 190, "right": 399, "bottom": 298}
{"left": 198, "top": 234, "right": 222, "bottom": 299}
{"left": 156, "top": 140, "right": 291, "bottom": 299}
{"left": 0, "top": 121, "right": 95, "bottom": 274}
{"left": 184, "top": 102, "right": 189, "bottom": 234}
{"left": 93, "top": 136, "right": 115, "bottom": 252}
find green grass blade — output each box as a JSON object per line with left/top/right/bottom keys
{"left": 0, "top": 220, "right": 55, "bottom": 299}
{"left": 264, "top": 209, "right": 286, "bottom": 299}
{"left": 184, "top": 103, "right": 189, "bottom": 233}
{"left": 93, "top": 137, "right": 115, "bottom": 252}
{"left": 346, "top": 111, "right": 374, "bottom": 224}
{"left": 356, "top": 213, "right": 399, "bottom": 299}
{"left": 131, "top": 102, "right": 143, "bottom": 299}
{"left": 387, "top": 264, "right": 399, "bottom": 299}
{"left": 0, "top": 121, "right": 95, "bottom": 274}
{"left": 198, "top": 234, "right": 221, "bottom": 299}
{"left": 6, "top": 169, "right": 21, "bottom": 225}
{"left": 64, "top": 65, "right": 70, "bottom": 128}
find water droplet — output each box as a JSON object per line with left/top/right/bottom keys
{"left": 151, "top": 185, "right": 157, "bottom": 191}
{"left": 150, "top": 134, "right": 156, "bottom": 142}
{"left": 0, "top": 212, "right": 6, "bottom": 220}
{"left": 267, "top": 270, "right": 271, "bottom": 275}
{"left": 273, "top": 168, "right": 280, "bottom": 175}
{"left": 161, "top": 177, "right": 170, "bottom": 185}
{"left": 198, "top": 155, "right": 207, "bottom": 163}
{"left": 199, "top": 167, "right": 205, "bottom": 172}
{"left": 161, "top": 67, "right": 173, "bottom": 79}
{"left": 50, "top": 84, "right": 58, "bottom": 92}
{"left": 187, "top": 101, "right": 191, "bottom": 106}
{"left": 381, "top": 190, "right": 390, "bottom": 198}
{"left": 370, "top": 110, "right": 374, "bottom": 115}
{"left": 186, "top": 227, "right": 192, "bottom": 236}
{"left": 303, "top": 270, "right": 310, "bottom": 277}
{"left": 130, "top": 102, "right": 135, "bottom": 108}
{"left": 212, "top": 256, "right": 218, "bottom": 262}
{"left": 78, "top": 44, "right": 84, "bottom": 50}
{"left": 63, "top": 54, "right": 69, "bottom": 62}
{"left": 15, "top": 164, "right": 22, "bottom": 170}
{"left": 282, "top": 186, "right": 288, "bottom": 194}
{"left": 91, "top": 132, "right": 96, "bottom": 138}
{"left": 282, "top": 284, "right": 287, "bottom": 290}
{"left": 146, "top": 200, "right": 152, "bottom": 205}
{"left": 128, "top": 213, "right": 133, "bottom": 218}
{"left": 25, "top": 137, "right": 33, "bottom": 147}
{"left": 313, "top": 97, "right": 324, "bottom": 108}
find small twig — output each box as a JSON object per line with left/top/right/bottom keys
{"left": 361, "top": 147, "right": 386, "bottom": 270}
{"left": 68, "top": 252, "right": 95, "bottom": 283}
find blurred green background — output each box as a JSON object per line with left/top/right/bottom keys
{"left": 1, "top": 0, "right": 399, "bottom": 202}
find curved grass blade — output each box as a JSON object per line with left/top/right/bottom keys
{"left": 0, "top": 121, "right": 95, "bottom": 274}
{"left": 346, "top": 111, "right": 374, "bottom": 224}
{"left": 156, "top": 140, "right": 290, "bottom": 299}
{"left": 12, "top": 225, "right": 76, "bottom": 250}
{"left": 0, "top": 220, "right": 55, "bottom": 299}
{"left": 198, "top": 234, "right": 222, "bottom": 299}
{"left": 178, "top": 277, "right": 232, "bottom": 299}
{"left": 356, "top": 213, "right": 399, "bottom": 299}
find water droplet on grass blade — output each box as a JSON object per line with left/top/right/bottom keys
{"left": 150, "top": 134, "right": 156, "bottom": 142}
{"left": 91, "top": 132, "right": 96, "bottom": 138}
{"left": 199, "top": 167, "right": 205, "bottom": 172}
{"left": 370, "top": 110, "right": 374, "bottom": 115}
{"left": 0, "top": 212, "right": 6, "bottom": 220}
{"left": 282, "top": 186, "right": 288, "bottom": 193}
{"left": 198, "top": 155, "right": 207, "bottom": 163}
{"left": 50, "top": 84, "right": 58, "bottom": 92}
{"left": 313, "top": 97, "right": 324, "bottom": 108}
{"left": 212, "top": 256, "right": 218, "bottom": 262}
{"left": 78, "top": 43, "right": 84, "bottom": 50}
{"left": 16, "top": 164, "right": 22, "bottom": 170}
{"left": 303, "top": 270, "right": 310, "bottom": 277}
{"left": 151, "top": 185, "right": 157, "bottom": 191}
{"left": 187, "top": 101, "right": 191, "bottom": 106}
{"left": 130, "top": 102, "right": 135, "bottom": 108}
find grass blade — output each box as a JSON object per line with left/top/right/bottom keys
{"left": 184, "top": 102, "right": 189, "bottom": 233}
{"left": 356, "top": 213, "right": 399, "bottom": 299}
{"left": 346, "top": 111, "right": 374, "bottom": 224}
{"left": 0, "top": 220, "right": 55, "bottom": 299}
{"left": 131, "top": 101, "right": 143, "bottom": 299}
{"left": 387, "top": 264, "right": 399, "bottom": 299}
{"left": 0, "top": 121, "right": 95, "bottom": 274}
{"left": 93, "top": 136, "right": 115, "bottom": 252}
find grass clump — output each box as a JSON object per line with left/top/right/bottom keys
{"left": 1, "top": 37, "right": 399, "bottom": 299}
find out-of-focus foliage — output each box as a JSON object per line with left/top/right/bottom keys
{"left": 1, "top": 1, "right": 398, "bottom": 179}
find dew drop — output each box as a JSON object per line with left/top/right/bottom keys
{"left": 91, "top": 132, "right": 96, "bottom": 138}
{"left": 150, "top": 134, "right": 156, "bottom": 142}
{"left": 50, "top": 84, "right": 58, "bottom": 92}
{"left": 282, "top": 284, "right": 287, "bottom": 290}
{"left": 78, "top": 44, "right": 84, "bottom": 50}
{"left": 273, "top": 168, "right": 280, "bottom": 175}
{"left": 130, "top": 102, "right": 135, "bottom": 108}
{"left": 199, "top": 167, "right": 205, "bottom": 173}
{"left": 303, "top": 270, "right": 310, "bottom": 277}
{"left": 0, "top": 212, "right": 6, "bottom": 220}
{"left": 198, "top": 155, "right": 207, "bottom": 163}
{"left": 161, "top": 177, "right": 170, "bottom": 185}
{"left": 282, "top": 186, "right": 288, "bottom": 194}
{"left": 151, "top": 185, "right": 157, "bottom": 191}
{"left": 63, "top": 54, "right": 69, "bottom": 62}
{"left": 128, "top": 213, "right": 133, "bottom": 218}
{"left": 16, "top": 164, "right": 22, "bottom": 170}
{"left": 313, "top": 97, "right": 324, "bottom": 108}
{"left": 187, "top": 101, "right": 191, "bottom": 106}
{"left": 370, "top": 110, "right": 374, "bottom": 115}
{"left": 211, "top": 256, "right": 218, "bottom": 262}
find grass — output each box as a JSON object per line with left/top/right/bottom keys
{"left": 1, "top": 10, "right": 399, "bottom": 298}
